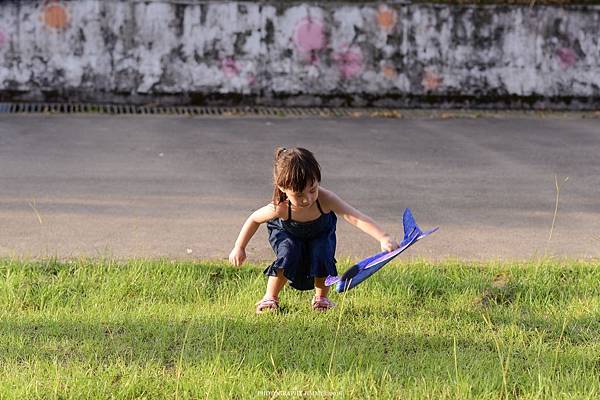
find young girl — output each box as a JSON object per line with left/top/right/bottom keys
{"left": 229, "top": 147, "right": 400, "bottom": 314}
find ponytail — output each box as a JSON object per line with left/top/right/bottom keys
{"left": 272, "top": 147, "right": 288, "bottom": 205}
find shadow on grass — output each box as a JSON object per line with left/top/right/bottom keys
{"left": 1, "top": 309, "right": 598, "bottom": 383}
{"left": 1, "top": 258, "right": 599, "bottom": 392}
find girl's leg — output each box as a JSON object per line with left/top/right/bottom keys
{"left": 313, "top": 277, "right": 329, "bottom": 298}
{"left": 257, "top": 269, "right": 288, "bottom": 314}
{"left": 264, "top": 268, "right": 288, "bottom": 299}
{"left": 313, "top": 277, "right": 335, "bottom": 311}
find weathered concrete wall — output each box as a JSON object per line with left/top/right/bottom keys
{"left": 1, "top": 1, "right": 599, "bottom": 108}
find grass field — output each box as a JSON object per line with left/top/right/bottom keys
{"left": 0, "top": 258, "right": 599, "bottom": 399}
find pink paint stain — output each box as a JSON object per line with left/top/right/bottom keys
{"left": 294, "top": 17, "right": 325, "bottom": 52}
{"left": 333, "top": 46, "right": 364, "bottom": 80}
{"left": 293, "top": 17, "right": 326, "bottom": 64}
{"left": 221, "top": 57, "right": 240, "bottom": 78}
{"left": 556, "top": 47, "right": 577, "bottom": 70}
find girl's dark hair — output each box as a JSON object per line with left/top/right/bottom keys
{"left": 272, "top": 147, "right": 321, "bottom": 205}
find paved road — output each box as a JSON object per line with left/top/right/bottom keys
{"left": 1, "top": 114, "right": 599, "bottom": 262}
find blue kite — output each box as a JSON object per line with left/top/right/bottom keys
{"left": 324, "top": 208, "right": 438, "bottom": 293}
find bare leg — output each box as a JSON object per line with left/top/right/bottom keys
{"left": 314, "top": 277, "right": 330, "bottom": 298}
{"left": 313, "top": 277, "right": 335, "bottom": 311}
{"left": 264, "top": 268, "right": 288, "bottom": 299}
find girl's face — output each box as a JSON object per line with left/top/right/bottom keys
{"left": 280, "top": 181, "right": 319, "bottom": 208}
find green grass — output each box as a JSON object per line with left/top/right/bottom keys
{"left": 0, "top": 258, "right": 599, "bottom": 399}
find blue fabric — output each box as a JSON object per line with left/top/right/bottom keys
{"left": 263, "top": 211, "right": 338, "bottom": 291}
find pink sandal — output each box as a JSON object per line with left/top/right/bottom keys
{"left": 255, "top": 297, "right": 279, "bottom": 314}
{"left": 312, "top": 296, "right": 336, "bottom": 312}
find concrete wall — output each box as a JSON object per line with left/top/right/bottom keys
{"left": 0, "top": 1, "right": 599, "bottom": 108}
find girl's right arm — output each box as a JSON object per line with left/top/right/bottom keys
{"left": 229, "top": 204, "right": 279, "bottom": 267}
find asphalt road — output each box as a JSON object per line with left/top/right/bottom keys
{"left": 1, "top": 113, "right": 599, "bottom": 262}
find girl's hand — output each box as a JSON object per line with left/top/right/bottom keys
{"left": 229, "top": 246, "right": 247, "bottom": 267}
{"left": 380, "top": 235, "right": 400, "bottom": 252}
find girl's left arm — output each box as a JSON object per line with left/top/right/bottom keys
{"left": 321, "top": 188, "right": 399, "bottom": 251}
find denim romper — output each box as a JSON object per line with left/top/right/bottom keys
{"left": 263, "top": 199, "right": 338, "bottom": 291}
